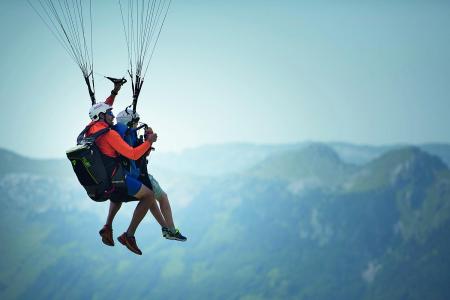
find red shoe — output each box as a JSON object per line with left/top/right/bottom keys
{"left": 99, "top": 225, "right": 114, "bottom": 246}
{"left": 117, "top": 232, "right": 142, "bottom": 255}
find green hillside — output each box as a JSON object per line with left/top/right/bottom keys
{"left": 1, "top": 145, "right": 450, "bottom": 299}
{"left": 345, "top": 147, "right": 447, "bottom": 192}
{"left": 0, "top": 148, "right": 72, "bottom": 178}
{"left": 247, "top": 143, "right": 356, "bottom": 187}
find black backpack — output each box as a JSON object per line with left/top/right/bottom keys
{"left": 66, "top": 125, "right": 113, "bottom": 202}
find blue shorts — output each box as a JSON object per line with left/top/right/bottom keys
{"left": 125, "top": 174, "right": 142, "bottom": 196}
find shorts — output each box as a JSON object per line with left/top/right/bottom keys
{"left": 125, "top": 174, "right": 142, "bottom": 196}
{"left": 147, "top": 174, "right": 164, "bottom": 199}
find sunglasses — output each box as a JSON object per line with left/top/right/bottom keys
{"left": 106, "top": 110, "right": 115, "bottom": 117}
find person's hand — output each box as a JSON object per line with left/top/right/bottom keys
{"left": 145, "top": 133, "right": 157, "bottom": 143}
{"left": 112, "top": 82, "right": 122, "bottom": 94}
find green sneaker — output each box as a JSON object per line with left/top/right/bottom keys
{"left": 162, "top": 227, "right": 170, "bottom": 239}
{"left": 166, "top": 228, "right": 187, "bottom": 242}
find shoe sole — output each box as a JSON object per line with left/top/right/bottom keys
{"left": 117, "top": 235, "right": 142, "bottom": 255}
{"left": 165, "top": 236, "right": 187, "bottom": 242}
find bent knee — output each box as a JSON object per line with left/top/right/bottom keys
{"left": 155, "top": 191, "right": 167, "bottom": 200}
{"left": 134, "top": 184, "right": 154, "bottom": 200}
{"left": 159, "top": 192, "right": 168, "bottom": 202}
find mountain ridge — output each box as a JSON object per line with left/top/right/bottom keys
{"left": 1, "top": 143, "right": 450, "bottom": 299}
{"left": 2, "top": 141, "right": 450, "bottom": 178}
{"left": 345, "top": 146, "right": 448, "bottom": 193}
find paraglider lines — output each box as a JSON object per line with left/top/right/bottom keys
{"left": 28, "top": 0, "right": 96, "bottom": 104}
{"left": 118, "top": 0, "right": 172, "bottom": 112}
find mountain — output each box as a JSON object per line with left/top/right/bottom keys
{"left": 345, "top": 147, "right": 447, "bottom": 192}
{"left": 0, "top": 148, "right": 72, "bottom": 178}
{"left": 150, "top": 142, "right": 306, "bottom": 176}
{"left": 1, "top": 144, "right": 450, "bottom": 299}
{"left": 328, "top": 142, "right": 396, "bottom": 165}
{"left": 247, "top": 143, "right": 356, "bottom": 188}
{"left": 420, "top": 143, "right": 450, "bottom": 167}
{"left": 2, "top": 140, "right": 450, "bottom": 179}
{"left": 149, "top": 142, "right": 450, "bottom": 177}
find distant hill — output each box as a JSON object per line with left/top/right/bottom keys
{"left": 345, "top": 147, "right": 447, "bottom": 192}
{"left": 328, "top": 142, "right": 396, "bottom": 165}
{"left": 150, "top": 142, "right": 307, "bottom": 176}
{"left": 247, "top": 143, "right": 356, "bottom": 187}
{"left": 1, "top": 145, "right": 450, "bottom": 299}
{"left": 420, "top": 143, "right": 450, "bottom": 167}
{"left": 152, "top": 142, "right": 450, "bottom": 176}
{"left": 0, "top": 148, "right": 72, "bottom": 178}
{"left": 2, "top": 141, "right": 450, "bottom": 178}
{"left": 329, "top": 142, "right": 450, "bottom": 167}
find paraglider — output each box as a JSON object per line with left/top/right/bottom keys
{"left": 29, "top": 0, "right": 186, "bottom": 255}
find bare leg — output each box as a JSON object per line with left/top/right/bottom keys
{"left": 148, "top": 195, "right": 168, "bottom": 228}
{"left": 106, "top": 201, "right": 122, "bottom": 227}
{"left": 156, "top": 192, "right": 186, "bottom": 241}
{"left": 127, "top": 185, "right": 153, "bottom": 236}
{"left": 157, "top": 192, "right": 175, "bottom": 229}
{"left": 99, "top": 201, "right": 121, "bottom": 246}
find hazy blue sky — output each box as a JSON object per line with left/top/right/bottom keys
{"left": 1, "top": 0, "right": 449, "bottom": 158}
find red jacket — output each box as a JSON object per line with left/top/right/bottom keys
{"left": 86, "top": 95, "right": 152, "bottom": 160}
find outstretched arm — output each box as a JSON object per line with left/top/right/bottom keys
{"left": 104, "top": 94, "right": 116, "bottom": 106}
{"left": 104, "top": 81, "right": 124, "bottom": 106}
{"left": 105, "top": 130, "right": 154, "bottom": 161}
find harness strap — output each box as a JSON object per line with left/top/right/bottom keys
{"left": 77, "top": 123, "right": 110, "bottom": 145}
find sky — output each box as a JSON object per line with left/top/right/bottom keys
{"left": 0, "top": 0, "right": 449, "bottom": 159}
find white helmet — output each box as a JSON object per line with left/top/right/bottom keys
{"left": 89, "top": 102, "right": 112, "bottom": 121}
{"left": 116, "top": 107, "right": 140, "bottom": 125}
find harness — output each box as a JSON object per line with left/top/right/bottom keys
{"left": 66, "top": 124, "right": 127, "bottom": 202}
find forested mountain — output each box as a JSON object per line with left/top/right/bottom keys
{"left": 0, "top": 143, "right": 449, "bottom": 300}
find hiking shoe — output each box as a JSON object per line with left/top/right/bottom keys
{"left": 166, "top": 229, "right": 187, "bottom": 242}
{"left": 117, "top": 232, "right": 142, "bottom": 255}
{"left": 99, "top": 225, "right": 114, "bottom": 246}
{"left": 162, "top": 227, "right": 170, "bottom": 239}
